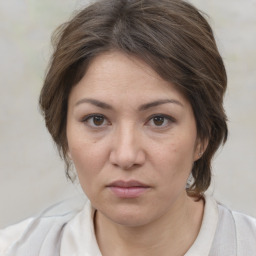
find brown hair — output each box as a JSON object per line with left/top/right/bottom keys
{"left": 39, "top": 0, "right": 228, "bottom": 197}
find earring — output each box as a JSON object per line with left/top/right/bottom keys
{"left": 186, "top": 172, "right": 194, "bottom": 189}
{"left": 198, "top": 152, "right": 203, "bottom": 157}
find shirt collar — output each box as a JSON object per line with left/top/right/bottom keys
{"left": 60, "top": 200, "right": 102, "bottom": 256}
{"left": 61, "top": 195, "right": 219, "bottom": 256}
{"left": 185, "top": 195, "right": 219, "bottom": 256}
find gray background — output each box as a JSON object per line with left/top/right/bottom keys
{"left": 0, "top": 0, "right": 255, "bottom": 228}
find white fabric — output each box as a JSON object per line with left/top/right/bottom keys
{"left": 185, "top": 196, "right": 219, "bottom": 255}
{"left": 1, "top": 196, "right": 255, "bottom": 255}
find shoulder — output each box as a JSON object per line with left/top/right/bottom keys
{"left": 0, "top": 197, "right": 86, "bottom": 255}
{"left": 215, "top": 201, "right": 256, "bottom": 255}
{"left": 217, "top": 202, "right": 256, "bottom": 235}
{"left": 232, "top": 209, "right": 256, "bottom": 231}
{"left": 231, "top": 209, "right": 256, "bottom": 253}
{"left": 0, "top": 217, "right": 34, "bottom": 254}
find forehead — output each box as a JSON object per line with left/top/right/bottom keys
{"left": 68, "top": 51, "right": 190, "bottom": 109}
{"left": 84, "top": 51, "right": 165, "bottom": 87}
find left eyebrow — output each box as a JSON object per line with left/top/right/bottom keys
{"left": 138, "top": 99, "right": 184, "bottom": 111}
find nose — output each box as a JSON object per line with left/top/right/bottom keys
{"left": 109, "top": 124, "right": 145, "bottom": 170}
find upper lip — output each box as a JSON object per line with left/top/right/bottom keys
{"left": 107, "top": 180, "right": 150, "bottom": 188}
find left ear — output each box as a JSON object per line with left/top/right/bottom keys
{"left": 194, "top": 137, "right": 208, "bottom": 161}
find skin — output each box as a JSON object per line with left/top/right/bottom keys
{"left": 67, "top": 51, "right": 205, "bottom": 256}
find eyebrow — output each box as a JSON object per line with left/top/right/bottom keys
{"left": 75, "top": 98, "right": 183, "bottom": 110}
{"left": 75, "top": 98, "right": 113, "bottom": 109}
{"left": 138, "top": 99, "right": 184, "bottom": 111}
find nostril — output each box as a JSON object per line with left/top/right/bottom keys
{"left": 109, "top": 148, "right": 146, "bottom": 170}
{"left": 109, "top": 129, "right": 146, "bottom": 169}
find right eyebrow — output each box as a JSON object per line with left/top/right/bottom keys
{"left": 75, "top": 98, "right": 113, "bottom": 109}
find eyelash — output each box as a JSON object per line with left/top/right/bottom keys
{"left": 82, "top": 114, "right": 110, "bottom": 128}
{"left": 81, "top": 114, "right": 175, "bottom": 129}
{"left": 146, "top": 114, "right": 176, "bottom": 128}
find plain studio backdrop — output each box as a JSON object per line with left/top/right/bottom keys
{"left": 0, "top": 0, "right": 255, "bottom": 228}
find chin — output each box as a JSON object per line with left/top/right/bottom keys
{"left": 99, "top": 204, "right": 158, "bottom": 227}
{"left": 110, "top": 214, "right": 153, "bottom": 227}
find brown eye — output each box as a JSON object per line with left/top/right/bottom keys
{"left": 153, "top": 116, "right": 165, "bottom": 126}
{"left": 83, "top": 114, "right": 108, "bottom": 127}
{"left": 93, "top": 116, "right": 105, "bottom": 126}
{"left": 147, "top": 114, "right": 174, "bottom": 128}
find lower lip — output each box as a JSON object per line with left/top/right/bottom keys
{"left": 109, "top": 186, "right": 149, "bottom": 198}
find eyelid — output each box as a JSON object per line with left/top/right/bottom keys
{"left": 146, "top": 114, "right": 176, "bottom": 127}
{"left": 82, "top": 113, "right": 104, "bottom": 121}
{"left": 82, "top": 113, "right": 110, "bottom": 128}
{"left": 147, "top": 114, "right": 176, "bottom": 122}
{"left": 80, "top": 113, "right": 175, "bottom": 128}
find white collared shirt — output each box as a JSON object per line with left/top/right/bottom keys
{"left": 1, "top": 195, "right": 256, "bottom": 255}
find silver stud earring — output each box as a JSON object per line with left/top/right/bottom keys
{"left": 186, "top": 172, "right": 194, "bottom": 189}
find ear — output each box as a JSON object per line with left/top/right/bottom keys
{"left": 194, "top": 137, "right": 208, "bottom": 161}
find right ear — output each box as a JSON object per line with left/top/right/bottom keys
{"left": 193, "top": 137, "right": 208, "bottom": 162}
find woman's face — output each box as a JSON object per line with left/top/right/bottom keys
{"left": 67, "top": 51, "right": 202, "bottom": 227}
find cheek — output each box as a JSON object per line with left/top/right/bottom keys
{"left": 150, "top": 134, "right": 196, "bottom": 185}
{"left": 70, "top": 144, "right": 96, "bottom": 169}
{"left": 67, "top": 122, "right": 106, "bottom": 171}
{"left": 69, "top": 143, "right": 106, "bottom": 200}
{"left": 155, "top": 136, "right": 195, "bottom": 168}
{"left": 68, "top": 137, "right": 107, "bottom": 184}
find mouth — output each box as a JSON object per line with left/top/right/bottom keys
{"left": 106, "top": 180, "right": 151, "bottom": 198}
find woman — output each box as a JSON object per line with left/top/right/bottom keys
{"left": 1, "top": 0, "right": 255, "bottom": 255}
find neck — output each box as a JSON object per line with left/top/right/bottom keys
{"left": 95, "top": 194, "right": 204, "bottom": 256}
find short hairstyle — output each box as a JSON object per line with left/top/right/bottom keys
{"left": 39, "top": 0, "right": 228, "bottom": 197}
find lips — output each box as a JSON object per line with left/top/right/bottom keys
{"left": 107, "top": 180, "right": 150, "bottom": 198}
